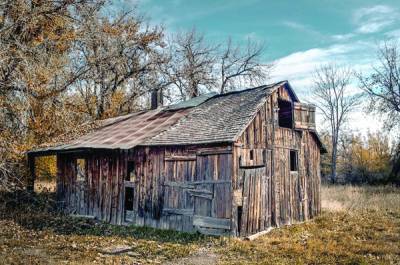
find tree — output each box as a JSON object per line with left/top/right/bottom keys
{"left": 358, "top": 41, "right": 400, "bottom": 131}
{"left": 0, "top": 0, "right": 98, "bottom": 190}
{"left": 166, "top": 30, "right": 272, "bottom": 100}
{"left": 358, "top": 41, "right": 400, "bottom": 184}
{"left": 168, "top": 29, "right": 217, "bottom": 100}
{"left": 70, "top": 6, "right": 166, "bottom": 119}
{"left": 312, "top": 64, "right": 359, "bottom": 183}
{"left": 339, "top": 132, "right": 391, "bottom": 184}
{"left": 219, "top": 38, "right": 270, "bottom": 93}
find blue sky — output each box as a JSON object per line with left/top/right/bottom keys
{"left": 113, "top": 0, "right": 400, "bottom": 134}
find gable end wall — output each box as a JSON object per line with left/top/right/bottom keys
{"left": 232, "top": 86, "right": 321, "bottom": 236}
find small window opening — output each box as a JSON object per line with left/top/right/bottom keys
{"left": 126, "top": 161, "right": 136, "bottom": 182}
{"left": 76, "top": 158, "right": 86, "bottom": 182}
{"left": 262, "top": 149, "right": 266, "bottom": 164}
{"left": 290, "top": 150, "right": 298, "bottom": 172}
{"left": 249, "top": 150, "right": 254, "bottom": 161}
{"left": 237, "top": 206, "right": 243, "bottom": 235}
{"left": 125, "top": 187, "right": 134, "bottom": 211}
{"left": 278, "top": 99, "right": 293, "bottom": 128}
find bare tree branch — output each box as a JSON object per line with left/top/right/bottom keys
{"left": 313, "top": 64, "right": 360, "bottom": 183}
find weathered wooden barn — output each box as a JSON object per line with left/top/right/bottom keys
{"left": 28, "top": 81, "right": 326, "bottom": 236}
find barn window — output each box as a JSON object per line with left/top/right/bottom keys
{"left": 126, "top": 161, "right": 136, "bottom": 182}
{"left": 278, "top": 99, "right": 293, "bottom": 128}
{"left": 262, "top": 149, "right": 266, "bottom": 164}
{"left": 124, "top": 187, "right": 134, "bottom": 211}
{"left": 249, "top": 150, "right": 254, "bottom": 160}
{"left": 290, "top": 150, "right": 298, "bottom": 172}
{"left": 76, "top": 158, "right": 86, "bottom": 182}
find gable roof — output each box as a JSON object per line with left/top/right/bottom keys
{"left": 144, "top": 82, "right": 283, "bottom": 145}
{"left": 29, "top": 81, "right": 325, "bottom": 155}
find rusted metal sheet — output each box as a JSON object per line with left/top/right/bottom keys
{"left": 34, "top": 108, "right": 191, "bottom": 152}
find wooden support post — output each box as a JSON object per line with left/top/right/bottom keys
{"left": 27, "top": 153, "right": 35, "bottom": 193}
{"left": 244, "top": 227, "right": 274, "bottom": 241}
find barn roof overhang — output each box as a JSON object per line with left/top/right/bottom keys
{"left": 309, "top": 130, "right": 328, "bottom": 153}
{"left": 27, "top": 81, "right": 327, "bottom": 156}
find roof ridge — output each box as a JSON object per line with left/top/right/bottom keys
{"left": 209, "top": 81, "right": 287, "bottom": 99}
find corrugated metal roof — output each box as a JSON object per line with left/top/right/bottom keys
{"left": 35, "top": 108, "right": 191, "bottom": 152}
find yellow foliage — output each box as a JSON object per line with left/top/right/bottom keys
{"left": 35, "top": 155, "right": 57, "bottom": 181}
{"left": 339, "top": 132, "right": 391, "bottom": 183}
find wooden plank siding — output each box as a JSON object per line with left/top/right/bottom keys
{"left": 55, "top": 85, "right": 321, "bottom": 237}
{"left": 56, "top": 144, "right": 233, "bottom": 235}
{"left": 233, "top": 88, "right": 321, "bottom": 236}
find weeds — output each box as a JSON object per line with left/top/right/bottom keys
{"left": 0, "top": 186, "right": 399, "bottom": 264}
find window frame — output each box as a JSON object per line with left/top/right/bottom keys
{"left": 278, "top": 99, "right": 294, "bottom": 129}
{"left": 76, "top": 158, "right": 86, "bottom": 182}
{"left": 126, "top": 161, "right": 136, "bottom": 182}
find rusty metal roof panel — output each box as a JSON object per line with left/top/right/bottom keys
{"left": 35, "top": 108, "right": 191, "bottom": 152}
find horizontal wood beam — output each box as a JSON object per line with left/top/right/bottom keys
{"left": 164, "top": 180, "right": 231, "bottom": 188}
{"left": 195, "top": 226, "right": 228, "bottom": 236}
{"left": 164, "top": 181, "right": 195, "bottom": 189}
{"left": 193, "top": 215, "right": 231, "bottom": 230}
{"left": 190, "top": 179, "right": 231, "bottom": 185}
{"left": 239, "top": 164, "right": 266, "bottom": 169}
{"left": 244, "top": 227, "right": 274, "bottom": 241}
{"left": 197, "top": 150, "right": 232, "bottom": 156}
{"left": 164, "top": 155, "right": 196, "bottom": 161}
{"left": 163, "top": 208, "right": 194, "bottom": 216}
{"left": 274, "top": 145, "right": 299, "bottom": 150}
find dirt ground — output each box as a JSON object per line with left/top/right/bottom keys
{"left": 163, "top": 247, "right": 219, "bottom": 265}
{"left": 0, "top": 185, "right": 399, "bottom": 264}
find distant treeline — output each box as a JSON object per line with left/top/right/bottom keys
{"left": 320, "top": 132, "right": 400, "bottom": 185}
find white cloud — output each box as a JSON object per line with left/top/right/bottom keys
{"left": 282, "top": 20, "right": 323, "bottom": 37}
{"left": 271, "top": 43, "right": 360, "bottom": 87}
{"left": 270, "top": 41, "right": 381, "bottom": 134}
{"left": 353, "top": 5, "right": 398, "bottom": 34}
{"left": 331, "top": 33, "right": 355, "bottom": 41}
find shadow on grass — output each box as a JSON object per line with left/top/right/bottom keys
{"left": 0, "top": 191, "right": 211, "bottom": 244}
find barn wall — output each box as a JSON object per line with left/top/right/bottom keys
{"left": 55, "top": 85, "right": 321, "bottom": 237}
{"left": 233, "top": 88, "right": 321, "bottom": 236}
{"left": 56, "top": 144, "right": 233, "bottom": 235}
{"left": 57, "top": 151, "right": 125, "bottom": 224}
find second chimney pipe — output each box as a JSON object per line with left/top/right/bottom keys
{"left": 151, "top": 89, "right": 163, "bottom": 109}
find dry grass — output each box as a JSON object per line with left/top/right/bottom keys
{"left": 321, "top": 185, "right": 400, "bottom": 213}
{"left": 0, "top": 185, "right": 399, "bottom": 264}
{"left": 217, "top": 185, "right": 400, "bottom": 265}
{"left": 34, "top": 180, "right": 56, "bottom": 193}
{"left": 0, "top": 192, "right": 216, "bottom": 265}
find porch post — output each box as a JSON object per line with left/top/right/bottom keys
{"left": 27, "top": 153, "right": 35, "bottom": 193}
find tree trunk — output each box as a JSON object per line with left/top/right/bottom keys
{"left": 331, "top": 135, "right": 338, "bottom": 184}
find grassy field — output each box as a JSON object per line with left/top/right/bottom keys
{"left": 0, "top": 185, "right": 399, "bottom": 264}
